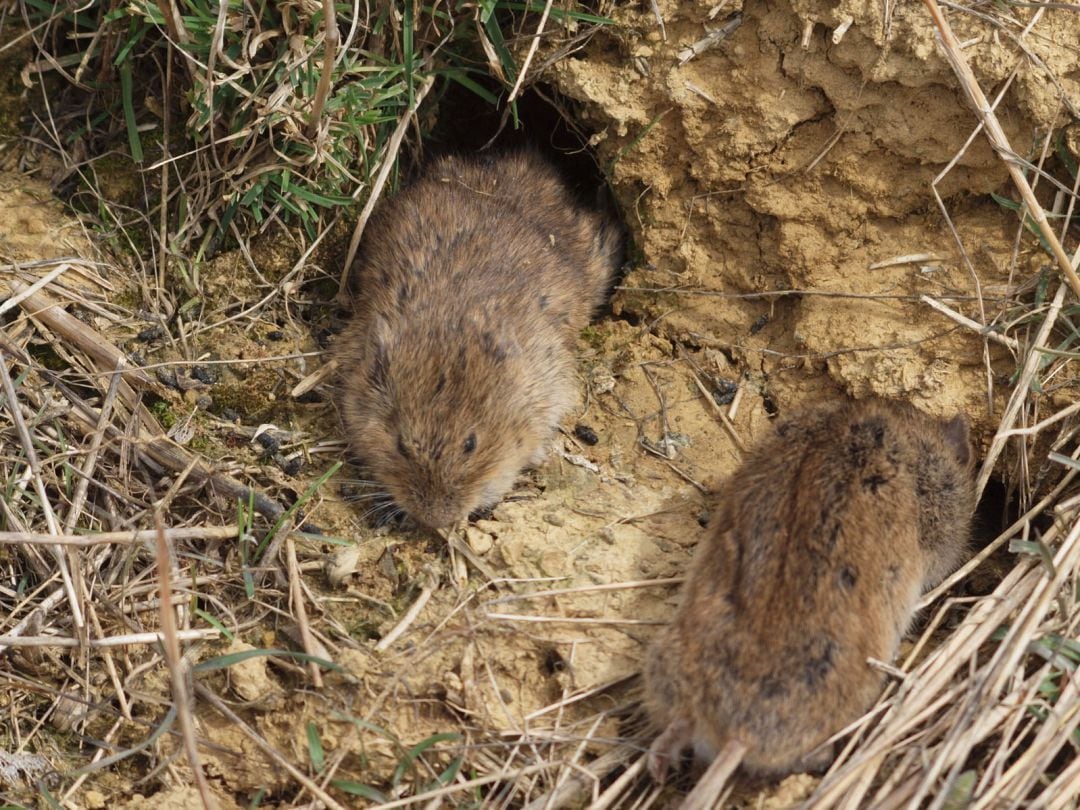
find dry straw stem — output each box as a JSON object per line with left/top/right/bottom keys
{"left": 677, "top": 740, "right": 745, "bottom": 810}
{"left": 338, "top": 74, "right": 437, "bottom": 298}
{"left": 803, "top": 500, "right": 1080, "bottom": 809}
{"left": 0, "top": 348, "right": 84, "bottom": 631}
{"left": 919, "top": 294, "right": 1020, "bottom": 352}
{"left": 0, "top": 629, "right": 219, "bottom": 648}
{"left": 0, "top": 526, "right": 241, "bottom": 547}
{"left": 195, "top": 685, "right": 349, "bottom": 810}
{"left": 508, "top": 0, "right": 555, "bottom": 102}
{"left": 12, "top": 280, "right": 286, "bottom": 522}
{"left": 153, "top": 511, "right": 216, "bottom": 808}
{"left": 285, "top": 534, "right": 324, "bottom": 688}
{"left": 688, "top": 370, "right": 745, "bottom": 453}
{"left": 922, "top": 0, "right": 1080, "bottom": 299}
{"left": 306, "top": 0, "right": 339, "bottom": 139}
{"left": 976, "top": 282, "right": 1067, "bottom": 499}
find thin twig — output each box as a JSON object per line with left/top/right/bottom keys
{"left": 976, "top": 283, "right": 1067, "bottom": 498}
{"left": 154, "top": 510, "right": 216, "bottom": 809}
{"left": 0, "top": 526, "right": 242, "bottom": 546}
{"left": 286, "top": 534, "right": 324, "bottom": 687}
{"left": 920, "top": 295, "right": 1020, "bottom": 351}
{"left": 375, "top": 569, "right": 438, "bottom": 651}
{"left": 0, "top": 349, "right": 85, "bottom": 630}
{"left": 507, "top": 0, "right": 554, "bottom": 102}
{"left": 338, "top": 75, "right": 436, "bottom": 298}
{"left": 306, "top": 0, "right": 339, "bottom": 138}
{"left": 922, "top": 0, "right": 1080, "bottom": 299}
{"left": 688, "top": 371, "right": 745, "bottom": 453}
{"left": 0, "top": 629, "right": 220, "bottom": 647}
{"left": 197, "top": 685, "right": 349, "bottom": 810}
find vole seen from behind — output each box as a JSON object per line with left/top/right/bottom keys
{"left": 644, "top": 398, "right": 976, "bottom": 780}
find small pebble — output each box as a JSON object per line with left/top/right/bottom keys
{"left": 464, "top": 526, "right": 493, "bottom": 555}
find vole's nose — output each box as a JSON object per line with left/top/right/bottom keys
{"left": 416, "top": 500, "right": 464, "bottom": 531}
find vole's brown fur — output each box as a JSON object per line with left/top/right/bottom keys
{"left": 644, "top": 398, "right": 976, "bottom": 779}
{"left": 337, "top": 151, "right": 622, "bottom": 529}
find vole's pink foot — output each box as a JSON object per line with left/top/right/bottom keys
{"left": 647, "top": 717, "right": 693, "bottom": 783}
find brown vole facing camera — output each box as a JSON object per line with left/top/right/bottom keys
{"left": 337, "top": 151, "right": 623, "bottom": 529}
{"left": 644, "top": 398, "right": 976, "bottom": 780}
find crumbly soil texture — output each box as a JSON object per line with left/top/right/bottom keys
{"left": 2, "top": 0, "right": 1079, "bottom": 808}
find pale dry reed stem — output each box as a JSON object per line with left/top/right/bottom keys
{"left": 339, "top": 75, "right": 437, "bottom": 297}
{"left": 0, "top": 349, "right": 84, "bottom": 630}
{"left": 923, "top": 0, "right": 1080, "bottom": 299}
{"left": 153, "top": 511, "right": 216, "bottom": 809}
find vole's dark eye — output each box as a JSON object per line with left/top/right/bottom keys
{"left": 463, "top": 433, "right": 476, "bottom": 454}
{"left": 396, "top": 436, "right": 408, "bottom": 457}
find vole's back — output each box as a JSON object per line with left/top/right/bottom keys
{"left": 350, "top": 151, "right": 619, "bottom": 336}
{"left": 645, "top": 399, "right": 975, "bottom": 776}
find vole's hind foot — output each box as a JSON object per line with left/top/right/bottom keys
{"left": 797, "top": 742, "right": 835, "bottom": 775}
{"left": 647, "top": 717, "right": 693, "bottom": 783}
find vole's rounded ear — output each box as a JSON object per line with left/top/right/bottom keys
{"left": 943, "top": 414, "right": 971, "bottom": 468}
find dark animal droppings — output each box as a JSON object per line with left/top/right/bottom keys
{"left": 711, "top": 378, "right": 739, "bottom": 406}
{"left": 256, "top": 433, "right": 280, "bottom": 453}
{"left": 136, "top": 325, "right": 166, "bottom": 343}
{"left": 573, "top": 424, "right": 599, "bottom": 445}
{"left": 266, "top": 330, "right": 285, "bottom": 341}
{"left": 542, "top": 648, "right": 568, "bottom": 675}
{"left": 191, "top": 365, "right": 216, "bottom": 384}
{"left": 750, "top": 314, "right": 769, "bottom": 335}
{"left": 156, "top": 368, "right": 180, "bottom": 390}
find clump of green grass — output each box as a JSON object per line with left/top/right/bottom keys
{"left": 18, "top": 0, "right": 614, "bottom": 257}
